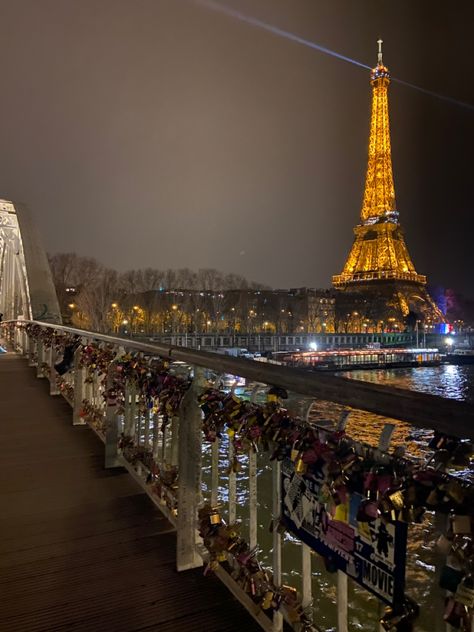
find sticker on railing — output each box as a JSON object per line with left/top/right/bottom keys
{"left": 281, "top": 458, "right": 407, "bottom": 606}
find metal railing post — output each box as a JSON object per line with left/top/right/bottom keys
{"left": 176, "top": 365, "right": 204, "bottom": 572}
{"left": 49, "top": 346, "right": 60, "bottom": 395}
{"left": 13, "top": 324, "right": 20, "bottom": 352}
{"left": 337, "top": 572, "right": 348, "bottom": 632}
{"left": 72, "top": 346, "right": 86, "bottom": 425}
{"left": 28, "top": 337, "right": 36, "bottom": 367}
{"left": 105, "top": 363, "right": 120, "bottom": 468}
{"left": 21, "top": 328, "right": 28, "bottom": 355}
{"left": 36, "top": 340, "right": 44, "bottom": 378}
{"left": 272, "top": 460, "right": 283, "bottom": 632}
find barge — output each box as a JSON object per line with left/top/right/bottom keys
{"left": 271, "top": 348, "right": 441, "bottom": 371}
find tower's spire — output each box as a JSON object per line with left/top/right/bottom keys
{"left": 377, "top": 38, "right": 383, "bottom": 65}
{"left": 360, "top": 39, "right": 396, "bottom": 224}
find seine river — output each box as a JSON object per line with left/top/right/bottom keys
{"left": 345, "top": 364, "right": 474, "bottom": 402}
{"left": 202, "top": 365, "right": 474, "bottom": 632}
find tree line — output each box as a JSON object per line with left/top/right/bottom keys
{"left": 48, "top": 253, "right": 270, "bottom": 332}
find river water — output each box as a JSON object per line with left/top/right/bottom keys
{"left": 345, "top": 364, "right": 474, "bottom": 403}
{"left": 202, "top": 365, "right": 474, "bottom": 631}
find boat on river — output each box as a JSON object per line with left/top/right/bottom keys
{"left": 445, "top": 349, "right": 474, "bottom": 365}
{"left": 271, "top": 347, "right": 441, "bottom": 371}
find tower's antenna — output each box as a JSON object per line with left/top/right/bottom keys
{"left": 377, "top": 38, "right": 383, "bottom": 65}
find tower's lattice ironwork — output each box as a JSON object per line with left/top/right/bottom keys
{"left": 333, "top": 40, "right": 426, "bottom": 288}
{"left": 332, "top": 42, "right": 442, "bottom": 325}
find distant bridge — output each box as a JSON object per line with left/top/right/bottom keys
{"left": 138, "top": 331, "right": 417, "bottom": 352}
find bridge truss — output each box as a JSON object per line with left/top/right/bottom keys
{"left": 0, "top": 198, "right": 61, "bottom": 322}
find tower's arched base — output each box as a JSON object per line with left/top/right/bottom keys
{"left": 334, "top": 281, "right": 444, "bottom": 333}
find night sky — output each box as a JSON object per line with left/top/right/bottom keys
{"left": 1, "top": 1, "right": 473, "bottom": 295}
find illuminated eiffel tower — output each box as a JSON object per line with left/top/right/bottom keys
{"left": 333, "top": 40, "right": 443, "bottom": 327}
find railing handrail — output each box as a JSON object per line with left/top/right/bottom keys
{"left": 7, "top": 319, "right": 474, "bottom": 439}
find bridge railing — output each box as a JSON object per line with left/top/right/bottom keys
{"left": 2, "top": 320, "right": 474, "bottom": 632}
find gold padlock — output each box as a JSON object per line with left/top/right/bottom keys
{"left": 454, "top": 577, "right": 474, "bottom": 608}
{"left": 388, "top": 489, "right": 405, "bottom": 510}
{"left": 290, "top": 447, "right": 300, "bottom": 461}
{"left": 209, "top": 509, "right": 222, "bottom": 525}
{"left": 261, "top": 591, "right": 274, "bottom": 610}
{"left": 294, "top": 455, "right": 307, "bottom": 474}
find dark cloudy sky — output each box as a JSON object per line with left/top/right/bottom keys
{"left": 1, "top": 0, "right": 473, "bottom": 295}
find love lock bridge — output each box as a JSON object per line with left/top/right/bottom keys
{"left": 1, "top": 320, "right": 474, "bottom": 632}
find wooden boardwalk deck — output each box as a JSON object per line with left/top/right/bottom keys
{"left": 0, "top": 354, "right": 261, "bottom": 632}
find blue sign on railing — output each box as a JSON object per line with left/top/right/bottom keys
{"left": 281, "top": 459, "right": 407, "bottom": 606}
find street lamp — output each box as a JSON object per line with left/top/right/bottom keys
{"left": 122, "top": 319, "right": 129, "bottom": 337}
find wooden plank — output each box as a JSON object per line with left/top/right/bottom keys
{"left": 0, "top": 356, "right": 261, "bottom": 632}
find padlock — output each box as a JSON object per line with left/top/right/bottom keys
{"left": 295, "top": 455, "right": 307, "bottom": 475}
{"left": 377, "top": 496, "right": 396, "bottom": 522}
{"left": 334, "top": 502, "right": 349, "bottom": 523}
{"left": 444, "top": 480, "right": 465, "bottom": 504}
{"left": 261, "top": 591, "right": 274, "bottom": 610}
{"left": 454, "top": 576, "right": 474, "bottom": 608}
{"left": 209, "top": 509, "right": 222, "bottom": 525}
{"left": 436, "top": 533, "right": 453, "bottom": 555}
{"left": 452, "top": 515, "right": 472, "bottom": 535}
{"left": 290, "top": 444, "right": 300, "bottom": 461}
{"left": 272, "top": 428, "right": 281, "bottom": 442}
{"left": 443, "top": 597, "right": 469, "bottom": 628}
{"left": 379, "top": 597, "right": 419, "bottom": 632}
{"left": 432, "top": 449, "right": 452, "bottom": 470}
{"left": 439, "top": 564, "right": 464, "bottom": 592}
{"left": 429, "top": 431, "right": 448, "bottom": 450}
{"left": 387, "top": 489, "right": 405, "bottom": 511}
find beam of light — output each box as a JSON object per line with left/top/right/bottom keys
{"left": 192, "top": 0, "right": 370, "bottom": 71}
{"left": 192, "top": 0, "right": 474, "bottom": 112}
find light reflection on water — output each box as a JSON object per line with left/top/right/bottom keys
{"left": 201, "top": 366, "right": 474, "bottom": 631}
{"left": 344, "top": 364, "right": 474, "bottom": 402}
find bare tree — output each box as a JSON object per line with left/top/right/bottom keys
{"left": 74, "top": 268, "right": 120, "bottom": 333}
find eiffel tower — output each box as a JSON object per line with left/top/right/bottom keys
{"left": 332, "top": 40, "right": 443, "bottom": 328}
